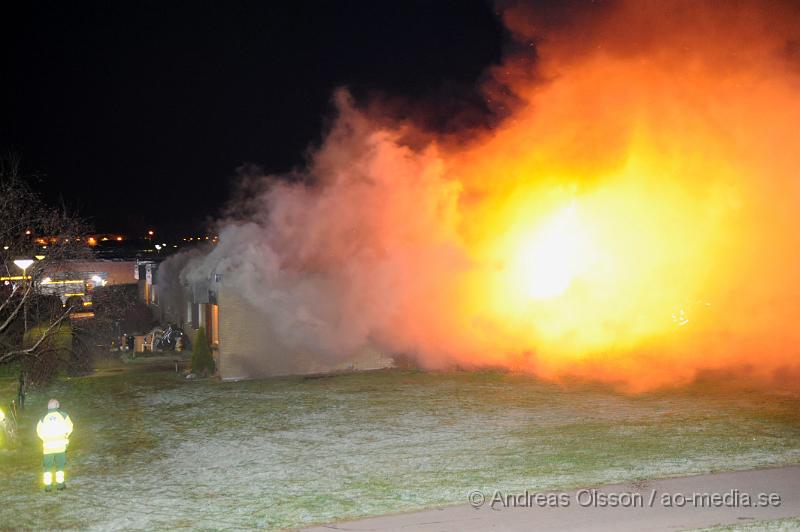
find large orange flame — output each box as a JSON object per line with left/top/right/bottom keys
{"left": 200, "top": 0, "right": 800, "bottom": 391}
{"left": 418, "top": 0, "right": 800, "bottom": 389}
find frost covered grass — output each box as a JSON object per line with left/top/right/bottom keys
{"left": 1, "top": 368, "right": 799, "bottom": 530}
{"left": 695, "top": 517, "right": 800, "bottom": 531}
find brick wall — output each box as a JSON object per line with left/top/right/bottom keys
{"left": 217, "top": 286, "right": 393, "bottom": 381}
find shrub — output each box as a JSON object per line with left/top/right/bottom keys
{"left": 191, "top": 327, "right": 215, "bottom": 376}
{"left": 22, "top": 322, "right": 73, "bottom": 386}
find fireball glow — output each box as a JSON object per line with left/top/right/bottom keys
{"left": 190, "top": 0, "right": 800, "bottom": 391}
{"left": 508, "top": 202, "right": 589, "bottom": 300}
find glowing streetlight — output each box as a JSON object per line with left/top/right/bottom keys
{"left": 13, "top": 259, "right": 34, "bottom": 333}
{"left": 13, "top": 259, "right": 34, "bottom": 273}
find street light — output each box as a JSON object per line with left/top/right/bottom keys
{"left": 13, "top": 259, "right": 34, "bottom": 274}
{"left": 13, "top": 259, "right": 34, "bottom": 333}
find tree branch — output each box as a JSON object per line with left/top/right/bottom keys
{"left": 0, "top": 283, "right": 19, "bottom": 315}
{"left": 0, "top": 282, "right": 32, "bottom": 335}
{"left": 0, "top": 306, "right": 72, "bottom": 364}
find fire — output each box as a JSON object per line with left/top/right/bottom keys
{"left": 506, "top": 202, "right": 590, "bottom": 300}
{"left": 198, "top": 0, "right": 800, "bottom": 390}
{"left": 426, "top": 1, "right": 800, "bottom": 389}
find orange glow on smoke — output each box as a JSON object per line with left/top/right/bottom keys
{"left": 388, "top": 1, "right": 800, "bottom": 390}
{"left": 417, "top": 1, "right": 800, "bottom": 390}
{"left": 209, "top": 1, "right": 800, "bottom": 391}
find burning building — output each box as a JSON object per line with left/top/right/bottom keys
{"left": 147, "top": 257, "right": 393, "bottom": 380}
{"left": 158, "top": 0, "right": 800, "bottom": 389}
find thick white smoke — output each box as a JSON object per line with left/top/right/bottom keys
{"left": 173, "top": 1, "right": 800, "bottom": 391}
{"left": 181, "top": 91, "right": 469, "bottom": 365}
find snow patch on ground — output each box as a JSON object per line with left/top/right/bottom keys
{"left": 1, "top": 370, "right": 799, "bottom": 529}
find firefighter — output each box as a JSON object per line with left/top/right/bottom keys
{"left": 36, "top": 399, "right": 73, "bottom": 491}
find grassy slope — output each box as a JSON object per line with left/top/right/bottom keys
{"left": 1, "top": 369, "right": 799, "bottom": 530}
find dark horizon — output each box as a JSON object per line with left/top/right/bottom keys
{"left": 1, "top": 0, "right": 504, "bottom": 238}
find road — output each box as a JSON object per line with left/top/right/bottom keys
{"left": 301, "top": 466, "right": 800, "bottom": 531}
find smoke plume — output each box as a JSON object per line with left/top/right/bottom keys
{"left": 184, "top": 0, "right": 800, "bottom": 390}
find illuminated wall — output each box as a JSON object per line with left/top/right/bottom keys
{"left": 216, "top": 286, "right": 392, "bottom": 381}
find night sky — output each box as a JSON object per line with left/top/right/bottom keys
{"left": 2, "top": 1, "right": 504, "bottom": 237}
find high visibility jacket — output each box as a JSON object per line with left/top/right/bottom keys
{"left": 36, "top": 409, "right": 73, "bottom": 454}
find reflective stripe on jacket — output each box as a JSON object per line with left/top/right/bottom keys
{"left": 37, "top": 410, "right": 73, "bottom": 454}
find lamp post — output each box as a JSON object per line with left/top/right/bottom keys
{"left": 13, "top": 259, "right": 34, "bottom": 334}
{"left": 13, "top": 259, "right": 33, "bottom": 272}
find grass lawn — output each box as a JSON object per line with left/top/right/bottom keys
{"left": 698, "top": 517, "right": 800, "bottom": 531}
{"left": 1, "top": 367, "right": 799, "bottom": 530}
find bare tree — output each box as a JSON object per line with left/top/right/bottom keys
{"left": 0, "top": 153, "right": 91, "bottom": 370}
